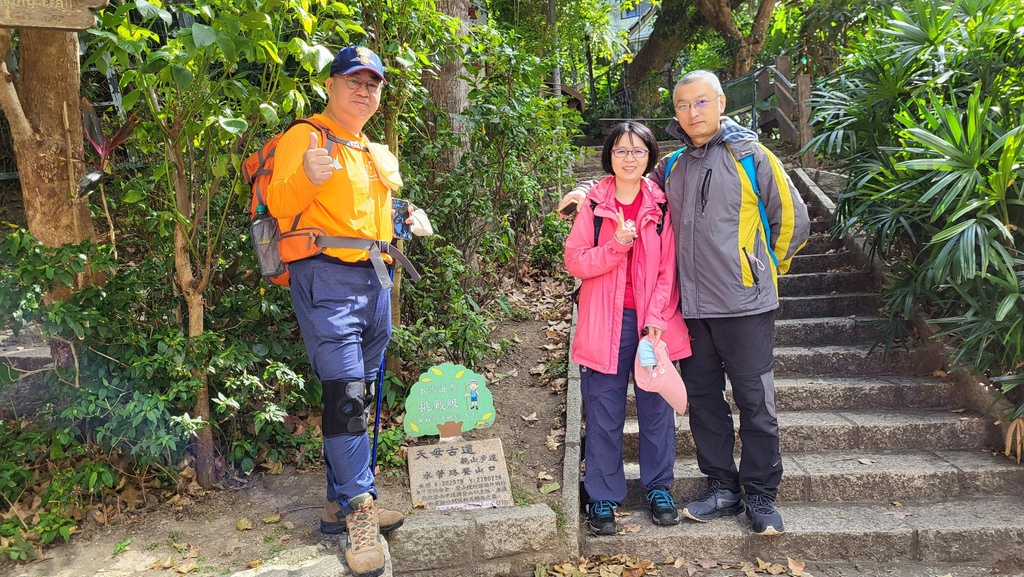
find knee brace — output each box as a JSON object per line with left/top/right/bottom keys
{"left": 322, "top": 380, "right": 370, "bottom": 437}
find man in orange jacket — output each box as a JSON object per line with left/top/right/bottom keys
{"left": 266, "top": 45, "right": 410, "bottom": 577}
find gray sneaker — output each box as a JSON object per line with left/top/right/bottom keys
{"left": 744, "top": 493, "right": 784, "bottom": 535}
{"left": 682, "top": 480, "right": 744, "bottom": 522}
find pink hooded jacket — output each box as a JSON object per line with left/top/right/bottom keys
{"left": 565, "top": 175, "right": 691, "bottom": 374}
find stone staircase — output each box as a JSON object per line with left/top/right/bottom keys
{"left": 568, "top": 150, "right": 1024, "bottom": 568}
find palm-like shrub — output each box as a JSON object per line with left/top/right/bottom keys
{"left": 808, "top": 0, "right": 1024, "bottom": 425}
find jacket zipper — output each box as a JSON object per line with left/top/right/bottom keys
{"left": 700, "top": 169, "right": 712, "bottom": 218}
{"left": 743, "top": 247, "right": 761, "bottom": 295}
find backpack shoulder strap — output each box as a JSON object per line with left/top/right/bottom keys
{"left": 590, "top": 200, "right": 601, "bottom": 247}
{"left": 663, "top": 147, "right": 687, "bottom": 188}
{"left": 731, "top": 145, "right": 779, "bottom": 267}
{"left": 655, "top": 201, "right": 668, "bottom": 236}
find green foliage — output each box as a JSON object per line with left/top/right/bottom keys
{"left": 530, "top": 212, "right": 572, "bottom": 273}
{"left": 373, "top": 426, "right": 407, "bottom": 469}
{"left": 760, "top": 0, "right": 887, "bottom": 75}
{"left": 809, "top": 0, "right": 1024, "bottom": 417}
{"left": 396, "top": 28, "right": 581, "bottom": 368}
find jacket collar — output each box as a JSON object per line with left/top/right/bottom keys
{"left": 587, "top": 175, "right": 666, "bottom": 221}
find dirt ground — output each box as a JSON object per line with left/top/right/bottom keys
{"left": 0, "top": 273, "right": 573, "bottom": 577}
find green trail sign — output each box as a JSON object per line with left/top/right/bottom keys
{"left": 403, "top": 363, "right": 495, "bottom": 439}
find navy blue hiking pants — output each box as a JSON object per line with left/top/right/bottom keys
{"left": 289, "top": 257, "right": 390, "bottom": 516}
{"left": 580, "top": 308, "right": 676, "bottom": 504}
{"left": 678, "top": 310, "right": 782, "bottom": 498}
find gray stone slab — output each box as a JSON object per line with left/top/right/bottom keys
{"left": 778, "top": 293, "right": 879, "bottom": 319}
{"left": 775, "top": 345, "right": 932, "bottom": 376}
{"left": 582, "top": 512, "right": 749, "bottom": 560}
{"left": 839, "top": 409, "right": 991, "bottom": 450}
{"left": 788, "top": 251, "right": 857, "bottom": 275}
{"left": 475, "top": 504, "right": 558, "bottom": 559}
{"left": 744, "top": 375, "right": 956, "bottom": 411}
{"left": 779, "top": 271, "right": 874, "bottom": 297}
{"left": 387, "top": 510, "right": 473, "bottom": 573}
{"left": 936, "top": 449, "right": 1024, "bottom": 495}
{"left": 789, "top": 450, "right": 959, "bottom": 501}
{"left": 903, "top": 496, "right": 1024, "bottom": 562}
{"left": 802, "top": 235, "right": 845, "bottom": 255}
{"left": 621, "top": 455, "right": 805, "bottom": 507}
{"left": 775, "top": 316, "right": 885, "bottom": 347}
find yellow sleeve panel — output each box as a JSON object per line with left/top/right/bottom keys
{"left": 266, "top": 114, "right": 393, "bottom": 264}
{"left": 758, "top": 143, "right": 805, "bottom": 275}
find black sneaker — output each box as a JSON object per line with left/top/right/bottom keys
{"left": 646, "top": 488, "right": 680, "bottom": 526}
{"left": 682, "top": 480, "right": 744, "bottom": 522}
{"left": 743, "top": 493, "right": 784, "bottom": 535}
{"left": 586, "top": 500, "right": 617, "bottom": 535}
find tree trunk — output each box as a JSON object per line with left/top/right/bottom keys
{"left": 422, "top": 0, "right": 470, "bottom": 172}
{"left": 625, "top": 0, "right": 703, "bottom": 88}
{"left": 14, "top": 29, "right": 93, "bottom": 247}
{"left": 625, "top": 0, "right": 773, "bottom": 87}
{"left": 690, "top": 0, "right": 775, "bottom": 77}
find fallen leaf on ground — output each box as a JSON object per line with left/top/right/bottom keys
{"left": 175, "top": 559, "right": 198, "bottom": 574}
{"left": 932, "top": 369, "right": 948, "bottom": 377}
{"left": 247, "top": 559, "right": 262, "bottom": 569}
{"left": 950, "top": 408, "right": 966, "bottom": 413}
{"left": 857, "top": 458, "right": 876, "bottom": 465}
{"left": 151, "top": 556, "right": 174, "bottom": 569}
{"left": 413, "top": 501, "right": 425, "bottom": 508}
{"left": 788, "top": 556, "right": 806, "bottom": 575}
{"left": 261, "top": 460, "right": 283, "bottom": 474}
{"left": 278, "top": 534, "right": 292, "bottom": 543}
{"left": 185, "top": 544, "right": 200, "bottom": 559}
{"left": 521, "top": 412, "right": 538, "bottom": 422}
{"left": 622, "top": 524, "right": 641, "bottom": 533}
{"left": 890, "top": 501, "right": 902, "bottom": 507}
{"left": 529, "top": 363, "right": 546, "bottom": 375}
{"left": 262, "top": 514, "right": 281, "bottom": 524}
{"left": 539, "top": 482, "right": 560, "bottom": 494}
{"left": 235, "top": 518, "right": 254, "bottom": 531}
{"left": 537, "top": 471, "right": 554, "bottom": 481}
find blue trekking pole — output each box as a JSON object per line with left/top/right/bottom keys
{"left": 370, "top": 267, "right": 395, "bottom": 472}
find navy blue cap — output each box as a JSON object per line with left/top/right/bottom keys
{"left": 330, "top": 46, "right": 385, "bottom": 81}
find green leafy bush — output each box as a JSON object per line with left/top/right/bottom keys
{"left": 809, "top": 0, "right": 1024, "bottom": 419}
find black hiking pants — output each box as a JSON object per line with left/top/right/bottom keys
{"left": 679, "top": 310, "right": 782, "bottom": 498}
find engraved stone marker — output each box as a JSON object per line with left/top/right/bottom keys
{"left": 407, "top": 437, "right": 513, "bottom": 510}
{"left": 0, "top": 0, "right": 110, "bottom": 31}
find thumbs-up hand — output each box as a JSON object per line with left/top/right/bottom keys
{"left": 303, "top": 131, "right": 334, "bottom": 186}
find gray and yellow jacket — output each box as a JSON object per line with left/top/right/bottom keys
{"left": 652, "top": 117, "right": 810, "bottom": 318}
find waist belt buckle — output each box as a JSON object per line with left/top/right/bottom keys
{"left": 374, "top": 240, "right": 390, "bottom": 255}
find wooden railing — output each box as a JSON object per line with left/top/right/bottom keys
{"left": 755, "top": 55, "right": 813, "bottom": 167}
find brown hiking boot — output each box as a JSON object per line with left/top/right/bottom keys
{"left": 321, "top": 499, "right": 404, "bottom": 535}
{"left": 343, "top": 493, "right": 385, "bottom": 577}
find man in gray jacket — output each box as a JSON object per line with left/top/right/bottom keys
{"left": 560, "top": 70, "right": 810, "bottom": 535}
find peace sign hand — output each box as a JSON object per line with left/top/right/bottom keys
{"left": 614, "top": 208, "right": 637, "bottom": 245}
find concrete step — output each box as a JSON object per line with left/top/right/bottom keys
{"left": 801, "top": 234, "right": 844, "bottom": 255}
{"left": 778, "top": 293, "right": 879, "bottom": 319}
{"left": 615, "top": 408, "right": 995, "bottom": 459}
{"left": 778, "top": 271, "right": 875, "bottom": 297}
{"left": 616, "top": 449, "right": 1024, "bottom": 508}
{"left": 788, "top": 250, "right": 858, "bottom": 274}
{"left": 775, "top": 316, "right": 885, "bottom": 346}
{"left": 774, "top": 344, "right": 934, "bottom": 376}
{"left": 810, "top": 219, "right": 830, "bottom": 234}
{"left": 580, "top": 495, "right": 1024, "bottom": 563}
{"left": 623, "top": 375, "right": 959, "bottom": 417}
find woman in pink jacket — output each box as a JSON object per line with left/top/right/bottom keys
{"left": 565, "top": 121, "right": 691, "bottom": 535}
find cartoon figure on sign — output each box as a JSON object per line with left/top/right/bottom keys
{"left": 404, "top": 364, "right": 495, "bottom": 439}
{"left": 466, "top": 380, "right": 479, "bottom": 410}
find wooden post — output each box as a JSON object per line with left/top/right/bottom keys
{"left": 796, "top": 73, "right": 813, "bottom": 168}
{"left": 776, "top": 55, "right": 791, "bottom": 82}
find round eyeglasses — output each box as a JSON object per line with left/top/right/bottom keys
{"left": 340, "top": 76, "right": 382, "bottom": 94}
{"left": 611, "top": 149, "right": 649, "bottom": 159}
{"left": 674, "top": 94, "right": 722, "bottom": 112}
